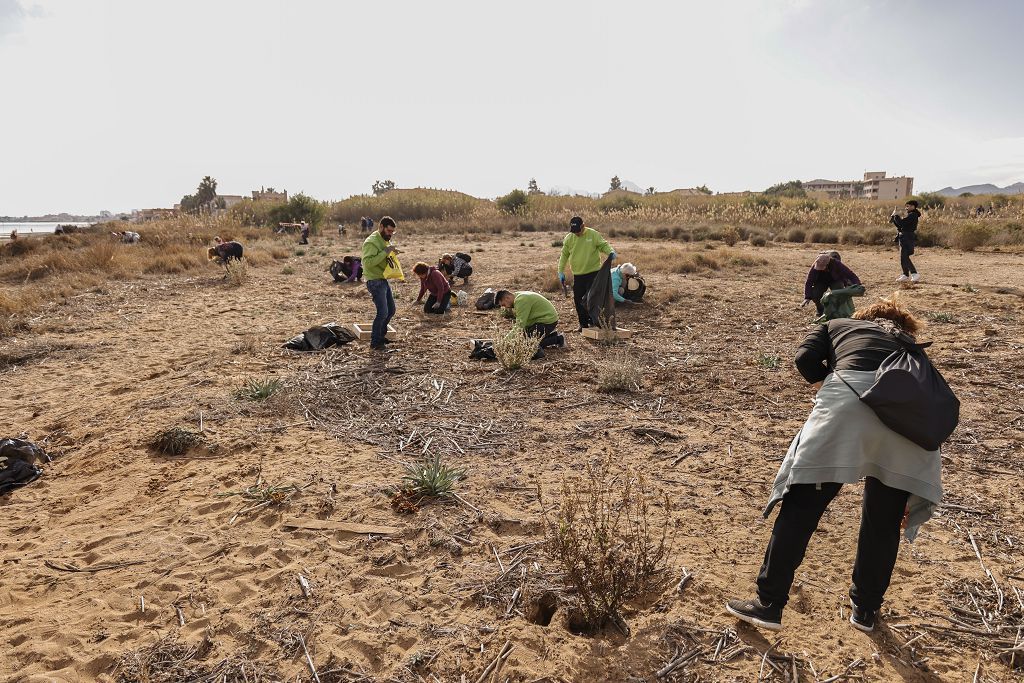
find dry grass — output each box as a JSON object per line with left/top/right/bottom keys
{"left": 542, "top": 458, "right": 672, "bottom": 634}
{"left": 224, "top": 258, "right": 249, "bottom": 286}
{"left": 150, "top": 427, "right": 204, "bottom": 456}
{"left": 596, "top": 350, "right": 643, "bottom": 392}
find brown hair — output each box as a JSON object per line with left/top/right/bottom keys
{"left": 412, "top": 262, "right": 430, "bottom": 276}
{"left": 852, "top": 293, "right": 923, "bottom": 335}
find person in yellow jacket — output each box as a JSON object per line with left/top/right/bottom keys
{"left": 558, "top": 215, "right": 615, "bottom": 331}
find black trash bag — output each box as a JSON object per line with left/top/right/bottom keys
{"left": 330, "top": 260, "right": 346, "bottom": 282}
{"left": 0, "top": 438, "right": 49, "bottom": 464}
{"left": 469, "top": 339, "right": 497, "bottom": 361}
{"left": 283, "top": 323, "right": 358, "bottom": 352}
{"left": 0, "top": 459, "right": 42, "bottom": 494}
{"left": 838, "top": 338, "right": 960, "bottom": 451}
{"left": 585, "top": 255, "right": 616, "bottom": 328}
{"left": 476, "top": 289, "right": 497, "bottom": 311}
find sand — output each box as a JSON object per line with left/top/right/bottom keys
{"left": 1, "top": 231, "right": 1023, "bottom": 682}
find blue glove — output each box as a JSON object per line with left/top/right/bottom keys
{"left": 559, "top": 272, "right": 566, "bottom": 283}
{"left": 609, "top": 251, "right": 617, "bottom": 261}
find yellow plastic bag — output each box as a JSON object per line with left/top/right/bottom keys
{"left": 383, "top": 255, "right": 405, "bottom": 281}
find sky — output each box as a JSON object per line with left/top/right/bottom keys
{"left": 2, "top": 0, "right": 1023, "bottom": 215}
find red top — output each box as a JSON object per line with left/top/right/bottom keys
{"left": 418, "top": 266, "right": 451, "bottom": 300}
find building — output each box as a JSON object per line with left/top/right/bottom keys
{"left": 133, "top": 208, "right": 178, "bottom": 222}
{"left": 218, "top": 194, "right": 245, "bottom": 209}
{"left": 804, "top": 172, "right": 913, "bottom": 201}
{"left": 252, "top": 187, "right": 288, "bottom": 203}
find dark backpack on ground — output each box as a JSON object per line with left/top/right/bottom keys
{"left": 469, "top": 339, "right": 496, "bottom": 361}
{"left": 330, "top": 260, "right": 346, "bottom": 282}
{"left": 476, "top": 289, "right": 496, "bottom": 310}
{"left": 622, "top": 275, "right": 646, "bottom": 302}
{"left": 0, "top": 459, "right": 42, "bottom": 494}
{"left": 838, "top": 337, "right": 960, "bottom": 451}
{"left": 283, "top": 323, "right": 357, "bottom": 351}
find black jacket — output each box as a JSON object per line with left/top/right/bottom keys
{"left": 890, "top": 209, "right": 920, "bottom": 236}
{"left": 795, "top": 318, "right": 906, "bottom": 384}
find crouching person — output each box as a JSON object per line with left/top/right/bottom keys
{"left": 439, "top": 252, "right": 473, "bottom": 285}
{"left": 208, "top": 237, "right": 244, "bottom": 264}
{"left": 495, "top": 290, "right": 565, "bottom": 350}
{"left": 413, "top": 262, "right": 452, "bottom": 314}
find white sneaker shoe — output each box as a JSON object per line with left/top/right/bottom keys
{"left": 910, "top": 273, "right": 920, "bottom": 283}
{"left": 896, "top": 275, "right": 910, "bottom": 282}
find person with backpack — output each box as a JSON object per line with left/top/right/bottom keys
{"left": 439, "top": 252, "right": 473, "bottom": 285}
{"left": 495, "top": 290, "right": 565, "bottom": 350}
{"left": 361, "top": 216, "right": 400, "bottom": 350}
{"left": 890, "top": 199, "right": 921, "bottom": 283}
{"left": 726, "top": 295, "right": 946, "bottom": 634}
{"left": 802, "top": 250, "right": 863, "bottom": 319}
{"left": 413, "top": 262, "right": 452, "bottom": 314}
{"left": 558, "top": 216, "right": 615, "bottom": 331}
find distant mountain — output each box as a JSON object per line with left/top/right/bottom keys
{"left": 620, "top": 180, "right": 646, "bottom": 194}
{"left": 933, "top": 182, "right": 1024, "bottom": 197}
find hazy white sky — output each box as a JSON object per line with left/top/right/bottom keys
{"left": 2, "top": 0, "right": 1022, "bottom": 215}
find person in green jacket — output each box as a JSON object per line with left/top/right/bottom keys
{"left": 496, "top": 290, "right": 565, "bottom": 349}
{"left": 558, "top": 216, "right": 615, "bottom": 331}
{"left": 361, "top": 216, "right": 399, "bottom": 350}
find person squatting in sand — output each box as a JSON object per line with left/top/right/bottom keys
{"left": 413, "top": 261, "right": 452, "bottom": 315}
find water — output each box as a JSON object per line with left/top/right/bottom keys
{"left": 0, "top": 222, "right": 92, "bottom": 240}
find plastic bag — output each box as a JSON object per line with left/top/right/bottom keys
{"left": 383, "top": 255, "right": 404, "bottom": 281}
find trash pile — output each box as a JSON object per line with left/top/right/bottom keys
{"left": 0, "top": 438, "right": 48, "bottom": 494}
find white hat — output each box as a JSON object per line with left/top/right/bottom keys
{"left": 621, "top": 262, "right": 638, "bottom": 276}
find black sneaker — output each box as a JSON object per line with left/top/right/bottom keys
{"left": 850, "top": 601, "right": 876, "bottom": 633}
{"left": 370, "top": 343, "right": 386, "bottom": 351}
{"left": 726, "top": 597, "right": 783, "bottom": 631}
{"left": 381, "top": 338, "right": 393, "bottom": 344}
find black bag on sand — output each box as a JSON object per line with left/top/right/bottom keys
{"left": 838, "top": 338, "right": 960, "bottom": 451}
{"left": 0, "top": 459, "right": 42, "bottom": 494}
{"left": 476, "top": 289, "right": 496, "bottom": 310}
{"left": 469, "top": 339, "right": 496, "bottom": 361}
{"left": 0, "top": 438, "right": 49, "bottom": 464}
{"left": 284, "top": 323, "right": 357, "bottom": 351}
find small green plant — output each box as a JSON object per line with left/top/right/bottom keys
{"left": 235, "top": 376, "right": 283, "bottom": 401}
{"left": 493, "top": 327, "right": 541, "bottom": 371}
{"left": 224, "top": 258, "right": 249, "bottom": 286}
{"left": 401, "top": 454, "right": 465, "bottom": 499}
{"left": 927, "top": 312, "right": 956, "bottom": 323}
{"left": 150, "top": 427, "right": 203, "bottom": 456}
{"left": 294, "top": 249, "right": 306, "bottom": 256}
{"left": 282, "top": 266, "right": 295, "bottom": 275}
{"left": 964, "top": 284, "right": 978, "bottom": 293}
{"left": 757, "top": 352, "right": 782, "bottom": 370}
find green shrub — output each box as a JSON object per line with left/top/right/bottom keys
{"left": 235, "top": 376, "right": 283, "bottom": 401}
{"left": 598, "top": 192, "right": 642, "bottom": 213}
{"left": 863, "top": 227, "right": 891, "bottom": 245}
{"left": 785, "top": 228, "right": 806, "bottom": 243}
{"left": 402, "top": 454, "right": 464, "bottom": 499}
{"left": 839, "top": 228, "right": 864, "bottom": 245}
{"left": 497, "top": 189, "right": 529, "bottom": 215}
{"left": 912, "top": 192, "right": 946, "bottom": 210}
{"left": 952, "top": 223, "right": 992, "bottom": 251}
{"left": 807, "top": 228, "right": 839, "bottom": 243}
{"left": 763, "top": 180, "right": 806, "bottom": 198}
{"left": 745, "top": 194, "right": 781, "bottom": 212}
{"left": 269, "top": 193, "right": 327, "bottom": 230}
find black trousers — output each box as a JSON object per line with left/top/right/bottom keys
{"left": 572, "top": 271, "right": 598, "bottom": 328}
{"left": 424, "top": 291, "right": 451, "bottom": 314}
{"left": 809, "top": 281, "right": 830, "bottom": 315}
{"left": 900, "top": 238, "right": 917, "bottom": 275}
{"left": 526, "top": 322, "right": 560, "bottom": 348}
{"left": 756, "top": 477, "right": 909, "bottom": 612}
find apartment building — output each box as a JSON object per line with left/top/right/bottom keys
{"left": 804, "top": 172, "right": 913, "bottom": 201}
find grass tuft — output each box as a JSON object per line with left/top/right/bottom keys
{"left": 493, "top": 327, "right": 541, "bottom": 371}
{"left": 235, "top": 377, "right": 283, "bottom": 401}
{"left": 401, "top": 454, "right": 465, "bottom": 499}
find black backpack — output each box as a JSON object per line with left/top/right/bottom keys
{"left": 838, "top": 338, "right": 960, "bottom": 451}
{"left": 475, "top": 289, "right": 496, "bottom": 310}
{"left": 456, "top": 252, "right": 472, "bottom": 263}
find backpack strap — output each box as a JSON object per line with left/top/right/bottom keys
{"left": 833, "top": 370, "right": 862, "bottom": 399}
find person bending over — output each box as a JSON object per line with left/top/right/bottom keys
{"left": 611, "top": 262, "right": 641, "bottom": 305}
{"left": 726, "top": 296, "right": 942, "bottom": 634}
{"left": 439, "top": 252, "right": 473, "bottom": 285}
{"left": 558, "top": 216, "right": 615, "bottom": 331}
{"left": 495, "top": 290, "right": 565, "bottom": 350}
{"left": 208, "top": 237, "right": 244, "bottom": 264}
{"left": 413, "top": 261, "right": 452, "bottom": 315}
{"left": 802, "top": 250, "right": 863, "bottom": 318}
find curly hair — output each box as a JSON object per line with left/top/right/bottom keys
{"left": 852, "top": 293, "right": 923, "bottom": 335}
{"left": 412, "top": 262, "right": 430, "bottom": 276}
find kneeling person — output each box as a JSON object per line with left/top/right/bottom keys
{"left": 495, "top": 290, "right": 564, "bottom": 349}
{"left": 413, "top": 262, "right": 452, "bottom": 314}
{"left": 439, "top": 252, "right": 473, "bottom": 285}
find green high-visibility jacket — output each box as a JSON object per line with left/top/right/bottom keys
{"left": 558, "top": 227, "right": 612, "bottom": 277}
{"left": 361, "top": 231, "right": 391, "bottom": 280}
{"left": 514, "top": 291, "right": 558, "bottom": 328}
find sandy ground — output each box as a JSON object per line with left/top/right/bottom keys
{"left": 1, "top": 230, "right": 1023, "bottom": 682}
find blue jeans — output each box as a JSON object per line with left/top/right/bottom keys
{"left": 366, "top": 279, "right": 395, "bottom": 345}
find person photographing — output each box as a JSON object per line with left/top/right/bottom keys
{"left": 890, "top": 200, "right": 921, "bottom": 283}
{"left": 557, "top": 216, "right": 615, "bottom": 331}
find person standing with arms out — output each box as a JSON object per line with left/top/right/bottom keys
{"left": 891, "top": 199, "right": 921, "bottom": 283}
{"left": 361, "top": 216, "right": 399, "bottom": 350}
{"left": 558, "top": 216, "right": 615, "bottom": 331}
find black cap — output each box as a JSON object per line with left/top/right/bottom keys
{"left": 569, "top": 216, "right": 584, "bottom": 232}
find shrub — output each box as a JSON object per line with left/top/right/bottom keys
{"left": 235, "top": 376, "right": 283, "bottom": 401}
{"left": 744, "top": 194, "right": 781, "bottom": 212}
{"left": 750, "top": 234, "right": 767, "bottom": 247}
{"left": 224, "top": 258, "right": 249, "bottom": 286}
{"left": 757, "top": 352, "right": 781, "bottom": 370}
{"left": 785, "top": 228, "right": 806, "bottom": 243}
{"left": 151, "top": 427, "right": 203, "bottom": 456}
{"left": 598, "top": 192, "right": 642, "bottom": 213}
{"left": 721, "top": 226, "right": 739, "bottom": 247}
{"left": 807, "top": 228, "right": 839, "bottom": 243}
{"left": 268, "top": 193, "right": 328, "bottom": 230}
{"left": 952, "top": 223, "right": 992, "bottom": 251}
{"left": 496, "top": 189, "right": 529, "bottom": 215}
{"left": 281, "top": 266, "right": 294, "bottom": 275}
{"left": 551, "top": 239, "right": 563, "bottom": 248}
{"left": 542, "top": 458, "right": 671, "bottom": 634}
{"left": 672, "top": 253, "right": 720, "bottom": 274}
{"left": 839, "top": 228, "right": 865, "bottom": 245}
{"left": 913, "top": 192, "right": 946, "bottom": 210}
{"left": 401, "top": 454, "right": 464, "bottom": 499}
{"left": 596, "top": 351, "right": 642, "bottom": 393}
{"left": 863, "top": 227, "right": 891, "bottom": 245}
{"left": 493, "top": 327, "right": 541, "bottom": 370}
{"left": 764, "top": 180, "right": 806, "bottom": 198}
